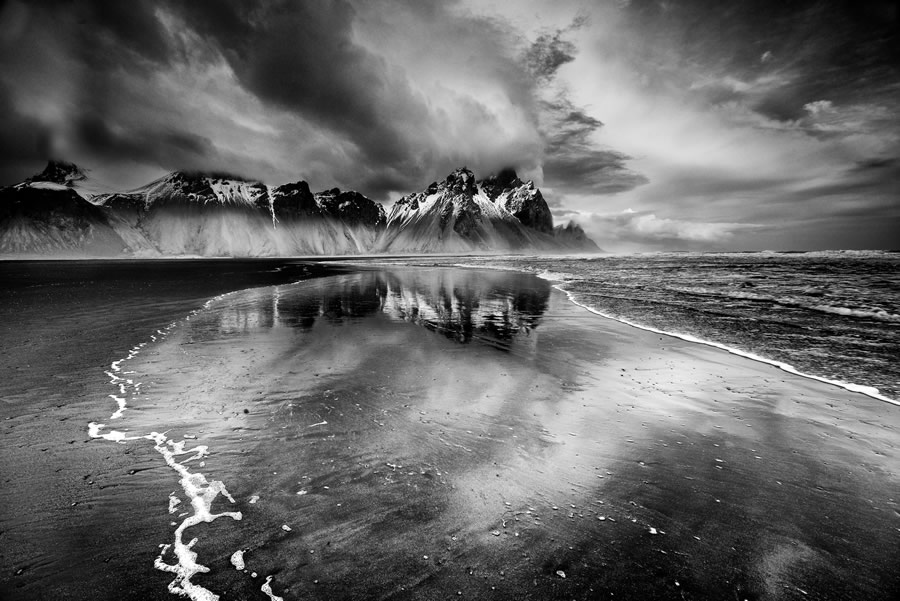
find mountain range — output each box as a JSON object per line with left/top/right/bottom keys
{"left": 0, "top": 161, "right": 599, "bottom": 257}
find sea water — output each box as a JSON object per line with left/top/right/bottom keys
{"left": 453, "top": 251, "right": 900, "bottom": 403}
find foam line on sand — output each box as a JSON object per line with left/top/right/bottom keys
{"left": 552, "top": 282, "right": 899, "bottom": 407}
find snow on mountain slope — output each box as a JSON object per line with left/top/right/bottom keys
{"left": 16, "top": 160, "right": 115, "bottom": 200}
{"left": 376, "top": 167, "right": 596, "bottom": 253}
{"left": 110, "top": 172, "right": 269, "bottom": 209}
{"left": 0, "top": 185, "right": 129, "bottom": 256}
{"left": 479, "top": 168, "right": 553, "bottom": 234}
{"left": 2, "top": 161, "right": 600, "bottom": 257}
{"left": 378, "top": 168, "right": 514, "bottom": 252}
{"left": 94, "top": 171, "right": 388, "bottom": 256}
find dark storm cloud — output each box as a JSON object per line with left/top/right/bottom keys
{"left": 517, "top": 17, "right": 648, "bottom": 195}
{"left": 0, "top": 0, "right": 646, "bottom": 198}
{"left": 19, "top": 0, "right": 175, "bottom": 70}
{"left": 544, "top": 149, "right": 647, "bottom": 195}
{"left": 540, "top": 97, "right": 647, "bottom": 194}
{"left": 175, "top": 1, "right": 429, "bottom": 167}
{"left": 71, "top": 0, "right": 173, "bottom": 66}
{"left": 75, "top": 114, "right": 214, "bottom": 168}
{"left": 524, "top": 18, "right": 584, "bottom": 82}
{"left": 0, "top": 82, "right": 52, "bottom": 183}
{"left": 0, "top": 82, "right": 50, "bottom": 162}
{"left": 0, "top": 0, "right": 224, "bottom": 183}
{"left": 850, "top": 158, "right": 898, "bottom": 173}
{"left": 624, "top": 0, "right": 900, "bottom": 127}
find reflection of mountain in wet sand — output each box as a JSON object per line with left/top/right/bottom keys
{"left": 214, "top": 269, "right": 551, "bottom": 351}
{"left": 40, "top": 263, "right": 898, "bottom": 601}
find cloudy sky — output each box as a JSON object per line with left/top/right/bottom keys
{"left": 1, "top": 0, "right": 897, "bottom": 251}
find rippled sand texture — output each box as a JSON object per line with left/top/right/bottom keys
{"left": 0, "top": 259, "right": 337, "bottom": 600}
{"left": 84, "top": 267, "right": 899, "bottom": 600}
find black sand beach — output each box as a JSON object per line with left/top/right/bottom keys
{"left": 1, "top": 262, "right": 898, "bottom": 600}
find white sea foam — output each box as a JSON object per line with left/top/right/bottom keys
{"left": 87, "top": 422, "right": 140, "bottom": 443}
{"left": 88, "top": 289, "right": 259, "bottom": 600}
{"left": 151, "top": 431, "right": 243, "bottom": 600}
{"left": 552, "top": 283, "right": 900, "bottom": 407}
{"left": 109, "top": 395, "right": 126, "bottom": 419}
{"left": 810, "top": 304, "right": 900, "bottom": 322}
{"left": 261, "top": 576, "right": 284, "bottom": 601}
{"left": 230, "top": 549, "right": 246, "bottom": 571}
{"left": 536, "top": 270, "right": 581, "bottom": 283}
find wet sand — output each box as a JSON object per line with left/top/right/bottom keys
{"left": 0, "top": 259, "right": 341, "bottom": 600}
{"left": 2, "top": 264, "right": 899, "bottom": 600}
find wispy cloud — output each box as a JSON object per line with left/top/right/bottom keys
{"left": 585, "top": 209, "right": 763, "bottom": 251}
{"left": 539, "top": 95, "right": 648, "bottom": 194}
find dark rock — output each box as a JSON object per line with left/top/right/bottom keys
{"left": 25, "top": 160, "right": 87, "bottom": 186}
{"left": 479, "top": 167, "right": 522, "bottom": 201}
{"left": 553, "top": 221, "right": 600, "bottom": 251}
{"left": 314, "top": 189, "right": 386, "bottom": 228}
{"left": 0, "top": 185, "right": 126, "bottom": 254}
{"left": 444, "top": 167, "right": 478, "bottom": 197}
{"left": 270, "top": 181, "right": 319, "bottom": 218}
{"left": 501, "top": 182, "right": 553, "bottom": 234}
{"left": 394, "top": 192, "right": 422, "bottom": 211}
{"left": 479, "top": 169, "right": 553, "bottom": 234}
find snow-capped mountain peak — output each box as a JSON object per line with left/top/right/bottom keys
{"left": 2, "top": 162, "right": 598, "bottom": 257}
{"left": 25, "top": 160, "right": 88, "bottom": 186}
{"left": 314, "top": 188, "right": 387, "bottom": 227}
{"left": 377, "top": 166, "right": 596, "bottom": 253}
{"left": 16, "top": 160, "right": 101, "bottom": 200}
{"left": 477, "top": 168, "right": 552, "bottom": 233}
{"left": 127, "top": 171, "right": 268, "bottom": 208}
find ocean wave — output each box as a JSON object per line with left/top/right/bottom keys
{"left": 756, "top": 249, "right": 897, "bottom": 258}
{"left": 809, "top": 304, "right": 900, "bottom": 322}
{"left": 535, "top": 269, "right": 583, "bottom": 283}
{"left": 664, "top": 286, "right": 900, "bottom": 322}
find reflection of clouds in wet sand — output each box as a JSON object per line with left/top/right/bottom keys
{"left": 87, "top": 267, "right": 555, "bottom": 599}
{"left": 88, "top": 267, "right": 900, "bottom": 600}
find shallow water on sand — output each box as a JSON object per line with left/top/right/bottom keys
{"left": 84, "top": 266, "right": 900, "bottom": 600}
{"left": 0, "top": 259, "right": 337, "bottom": 600}
{"left": 422, "top": 252, "right": 900, "bottom": 402}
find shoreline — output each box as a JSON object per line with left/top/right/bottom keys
{"left": 339, "top": 256, "right": 900, "bottom": 407}
{"left": 552, "top": 282, "right": 900, "bottom": 407}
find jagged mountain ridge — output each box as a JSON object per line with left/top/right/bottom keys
{"left": 24, "top": 160, "right": 88, "bottom": 187}
{"left": 377, "top": 167, "right": 598, "bottom": 253}
{"left": 95, "top": 171, "right": 387, "bottom": 256}
{"left": 479, "top": 167, "right": 553, "bottom": 234}
{"left": 99, "top": 171, "right": 386, "bottom": 225}
{"left": 1, "top": 161, "right": 599, "bottom": 256}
